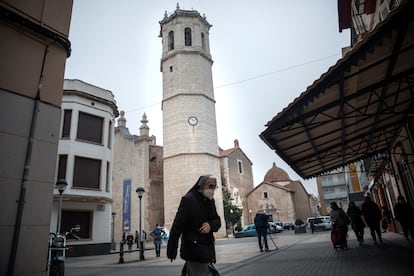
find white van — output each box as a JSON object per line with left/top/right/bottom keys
{"left": 306, "top": 216, "right": 332, "bottom": 231}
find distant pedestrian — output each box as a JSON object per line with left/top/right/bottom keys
{"left": 361, "top": 195, "right": 383, "bottom": 244}
{"left": 150, "top": 224, "right": 165, "bottom": 257}
{"left": 394, "top": 195, "right": 414, "bottom": 240}
{"left": 254, "top": 211, "right": 270, "bottom": 252}
{"left": 330, "top": 202, "right": 349, "bottom": 249}
{"left": 310, "top": 220, "right": 315, "bottom": 234}
{"left": 381, "top": 206, "right": 391, "bottom": 233}
{"left": 126, "top": 232, "right": 134, "bottom": 251}
{"left": 347, "top": 201, "right": 365, "bottom": 245}
{"left": 135, "top": 230, "right": 139, "bottom": 248}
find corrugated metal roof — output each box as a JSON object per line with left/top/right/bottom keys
{"left": 260, "top": 1, "right": 414, "bottom": 179}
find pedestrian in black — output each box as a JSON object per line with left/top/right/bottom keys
{"left": 394, "top": 195, "right": 414, "bottom": 240}
{"left": 150, "top": 224, "right": 165, "bottom": 257}
{"left": 135, "top": 230, "right": 139, "bottom": 248}
{"left": 167, "top": 175, "right": 221, "bottom": 276}
{"left": 381, "top": 206, "right": 391, "bottom": 233}
{"left": 361, "top": 195, "right": 383, "bottom": 244}
{"left": 347, "top": 201, "right": 365, "bottom": 245}
{"left": 254, "top": 211, "right": 270, "bottom": 252}
{"left": 310, "top": 220, "right": 315, "bottom": 234}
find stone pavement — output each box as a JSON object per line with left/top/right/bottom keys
{"left": 66, "top": 230, "right": 414, "bottom": 275}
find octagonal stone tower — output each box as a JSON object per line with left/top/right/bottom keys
{"left": 159, "top": 4, "right": 225, "bottom": 237}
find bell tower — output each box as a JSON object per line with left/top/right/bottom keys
{"left": 159, "top": 4, "right": 225, "bottom": 236}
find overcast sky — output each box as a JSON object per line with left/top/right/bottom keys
{"left": 64, "top": 0, "right": 350, "bottom": 195}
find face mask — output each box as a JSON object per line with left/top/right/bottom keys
{"left": 202, "top": 189, "right": 215, "bottom": 200}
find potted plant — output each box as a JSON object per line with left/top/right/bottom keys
{"left": 294, "top": 219, "right": 306, "bottom": 234}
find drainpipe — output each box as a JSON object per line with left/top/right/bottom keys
{"left": 7, "top": 46, "right": 49, "bottom": 276}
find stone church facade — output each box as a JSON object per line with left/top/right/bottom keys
{"left": 112, "top": 112, "right": 163, "bottom": 242}
{"left": 220, "top": 139, "right": 254, "bottom": 227}
{"left": 247, "top": 163, "right": 312, "bottom": 225}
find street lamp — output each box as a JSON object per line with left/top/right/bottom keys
{"left": 249, "top": 210, "right": 252, "bottom": 224}
{"left": 55, "top": 179, "right": 67, "bottom": 234}
{"left": 136, "top": 187, "right": 145, "bottom": 260}
{"left": 111, "top": 212, "right": 116, "bottom": 250}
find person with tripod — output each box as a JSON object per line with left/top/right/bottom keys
{"left": 254, "top": 211, "right": 270, "bottom": 252}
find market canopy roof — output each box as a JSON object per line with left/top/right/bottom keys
{"left": 260, "top": 1, "right": 414, "bottom": 179}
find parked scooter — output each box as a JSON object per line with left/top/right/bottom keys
{"left": 47, "top": 224, "right": 80, "bottom": 276}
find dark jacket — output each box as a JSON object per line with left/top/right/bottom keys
{"left": 361, "top": 200, "right": 382, "bottom": 226}
{"left": 167, "top": 176, "right": 221, "bottom": 263}
{"left": 254, "top": 213, "right": 269, "bottom": 230}
{"left": 347, "top": 205, "right": 365, "bottom": 230}
{"left": 394, "top": 201, "right": 414, "bottom": 226}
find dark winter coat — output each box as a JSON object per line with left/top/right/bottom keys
{"left": 254, "top": 213, "right": 270, "bottom": 230}
{"left": 394, "top": 201, "right": 414, "bottom": 226}
{"left": 347, "top": 205, "right": 365, "bottom": 230}
{"left": 361, "top": 200, "right": 382, "bottom": 227}
{"left": 167, "top": 176, "right": 221, "bottom": 263}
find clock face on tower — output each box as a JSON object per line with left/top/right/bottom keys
{"left": 188, "top": 116, "right": 198, "bottom": 126}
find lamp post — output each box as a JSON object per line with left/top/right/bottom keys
{"left": 230, "top": 209, "right": 234, "bottom": 235}
{"left": 136, "top": 187, "right": 145, "bottom": 260}
{"left": 249, "top": 210, "right": 252, "bottom": 224}
{"left": 111, "top": 212, "right": 116, "bottom": 250}
{"left": 55, "top": 179, "right": 67, "bottom": 234}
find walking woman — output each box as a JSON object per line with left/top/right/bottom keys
{"left": 330, "top": 202, "right": 349, "bottom": 249}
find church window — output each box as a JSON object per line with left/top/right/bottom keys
{"left": 201, "top": 32, "right": 206, "bottom": 50}
{"left": 168, "top": 31, "right": 174, "bottom": 51}
{"left": 237, "top": 160, "right": 243, "bottom": 174}
{"left": 264, "top": 192, "right": 268, "bottom": 199}
{"left": 184, "top": 27, "right": 192, "bottom": 46}
{"left": 170, "top": 66, "right": 173, "bottom": 72}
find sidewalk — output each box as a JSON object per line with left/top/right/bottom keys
{"left": 66, "top": 230, "right": 414, "bottom": 275}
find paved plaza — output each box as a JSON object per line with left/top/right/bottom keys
{"left": 66, "top": 230, "right": 414, "bottom": 275}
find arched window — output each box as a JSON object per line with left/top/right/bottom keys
{"left": 201, "top": 32, "right": 206, "bottom": 50}
{"left": 168, "top": 31, "right": 174, "bottom": 51}
{"left": 184, "top": 27, "right": 192, "bottom": 46}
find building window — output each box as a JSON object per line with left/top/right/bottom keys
{"left": 77, "top": 111, "right": 103, "bottom": 144}
{"left": 201, "top": 32, "right": 206, "bottom": 50}
{"left": 168, "top": 31, "right": 174, "bottom": 51}
{"left": 62, "top": 109, "right": 72, "bottom": 138}
{"left": 61, "top": 210, "right": 92, "bottom": 239}
{"left": 237, "top": 160, "right": 243, "bottom": 174}
{"left": 57, "top": 155, "right": 67, "bottom": 180}
{"left": 170, "top": 66, "right": 173, "bottom": 72}
{"left": 264, "top": 192, "right": 268, "bottom": 199}
{"left": 184, "top": 27, "right": 192, "bottom": 46}
{"left": 106, "top": 161, "right": 110, "bottom": 192}
{"left": 73, "top": 156, "right": 101, "bottom": 189}
{"left": 107, "top": 120, "right": 112, "bottom": 148}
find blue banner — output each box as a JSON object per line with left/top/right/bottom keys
{"left": 122, "top": 179, "right": 131, "bottom": 232}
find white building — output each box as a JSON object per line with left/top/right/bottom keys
{"left": 50, "top": 79, "right": 118, "bottom": 256}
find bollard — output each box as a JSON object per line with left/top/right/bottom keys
{"left": 118, "top": 242, "right": 124, "bottom": 264}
